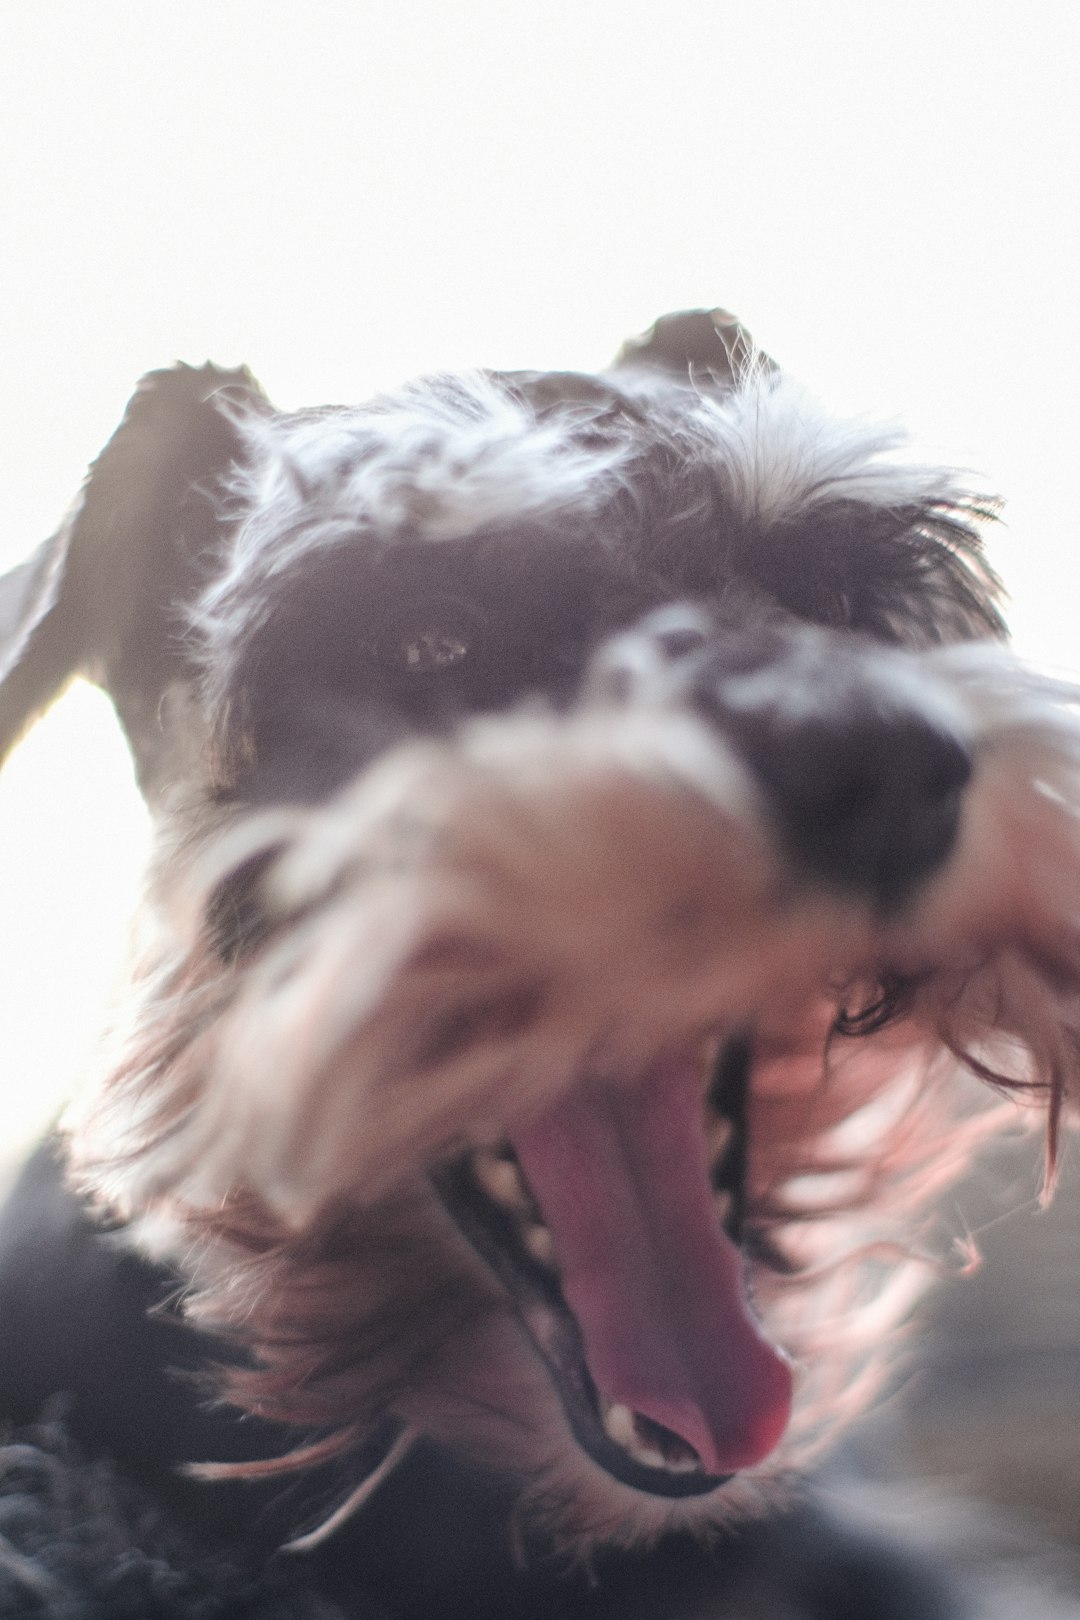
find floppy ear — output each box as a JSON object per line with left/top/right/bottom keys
{"left": 0, "top": 363, "right": 268, "bottom": 802}
{"left": 613, "top": 307, "right": 775, "bottom": 386}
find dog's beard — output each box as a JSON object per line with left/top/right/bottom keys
{"left": 65, "top": 641, "right": 1080, "bottom": 1547}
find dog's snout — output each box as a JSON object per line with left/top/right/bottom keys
{"left": 742, "top": 702, "right": 972, "bottom": 910}
{"left": 590, "top": 613, "right": 974, "bottom": 912}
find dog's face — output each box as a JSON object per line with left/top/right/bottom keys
{"left": 3, "top": 311, "right": 1079, "bottom": 1549}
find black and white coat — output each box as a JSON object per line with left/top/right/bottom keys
{"left": 0, "top": 310, "right": 1075, "bottom": 1618}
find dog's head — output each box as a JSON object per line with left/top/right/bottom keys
{"left": 3, "top": 310, "right": 1079, "bottom": 1548}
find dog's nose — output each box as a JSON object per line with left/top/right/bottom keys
{"left": 736, "top": 702, "right": 972, "bottom": 911}
{"left": 590, "top": 612, "right": 973, "bottom": 912}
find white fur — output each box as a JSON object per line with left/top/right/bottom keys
{"left": 193, "top": 369, "right": 977, "bottom": 692}
{"left": 668, "top": 375, "right": 971, "bottom": 526}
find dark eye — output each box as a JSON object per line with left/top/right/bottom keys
{"left": 376, "top": 594, "right": 486, "bottom": 676}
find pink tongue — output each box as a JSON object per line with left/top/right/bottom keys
{"left": 511, "top": 1058, "right": 792, "bottom": 1475}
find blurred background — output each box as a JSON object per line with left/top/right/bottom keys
{"left": 1, "top": 0, "right": 1079, "bottom": 1602}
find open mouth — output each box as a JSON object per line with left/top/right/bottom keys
{"left": 433, "top": 1039, "right": 793, "bottom": 1499}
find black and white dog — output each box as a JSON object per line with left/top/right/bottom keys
{"left": 0, "top": 310, "right": 1077, "bottom": 1618}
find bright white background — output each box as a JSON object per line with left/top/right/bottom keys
{"left": 0, "top": 1, "right": 1078, "bottom": 1163}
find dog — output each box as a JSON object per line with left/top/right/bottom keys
{"left": 0, "top": 309, "right": 1078, "bottom": 1617}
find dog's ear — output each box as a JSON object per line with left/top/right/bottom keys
{"left": 613, "top": 307, "right": 775, "bottom": 387}
{"left": 0, "top": 363, "right": 268, "bottom": 800}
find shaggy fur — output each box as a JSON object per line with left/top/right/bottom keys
{"left": 0, "top": 1410, "right": 347, "bottom": 1620}
{"left": 1, "top": 308, "right": 1078, "bottom": 1615}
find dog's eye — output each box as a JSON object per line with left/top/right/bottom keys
{"left": 377, "top": 595, "right": 485, "bottom": 676}
{"left": 399, "top": 627, "right": 469, "bottom": 673}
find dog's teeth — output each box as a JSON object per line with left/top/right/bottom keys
{"left": 707, "top": 1115, "right": 734, "bottom": 1159}
{"left": 651, "top": 1447, "right": 699, "bottom": 1473}
{"left": 602, "top": 1402, "right": 639, "bottom": 1449}
{"left": 713, "top": 1189, "right": 734, "bottom": 1226}
{"left": 523, "top": 1223, "right": 557, "bottom": 1268}
{"left": 602, "top": 1402, "right": 702, "bottom": 1473}
{"left": 469, "top": 1149, "right": 557, "bottom": 1270}
{"left": 473, "top": 1152, "right": 532, "bottom": 1214}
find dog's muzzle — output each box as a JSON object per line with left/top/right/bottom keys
{"left": 593, "top": 607, "right": 974, "bottom": 914}
{"left": 425, "top": 612, "right": 975, "bottom": 1492}
{"left": 127, "top": 609, "right": 1034, "bottom": 1508}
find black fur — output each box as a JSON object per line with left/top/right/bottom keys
{"left": 0, "top": 1157, "right": 963, "bottom": 1619}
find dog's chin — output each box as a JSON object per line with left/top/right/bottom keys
{"left": 402, "top": 1302, "right": 782, "bottom": 1556}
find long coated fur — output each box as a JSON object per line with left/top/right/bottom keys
{"left": 1, "top": 309, "right": 1078, "bottom": 1614}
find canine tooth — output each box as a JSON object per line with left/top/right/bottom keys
{"left": 473, "top": 1152, "right": 531, "bottom": 1214}
{"left": 602, "top": 1403, "right": 701, "bottom": 1472}
{"left": 602, "top": 1402, "right": 639, "bottom": 1449}
{"left": 523, "top": 1223, "right": 557, "bottom": 1268}
{"left": 713, "top": 1190, "right": 734, "bottom": 1226}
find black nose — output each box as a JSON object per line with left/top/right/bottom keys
{"left": 591, "top": 612, "right": 973, "bottom": 913}
{"left": 739, "top": 702, "right": 972, "bottom": 911}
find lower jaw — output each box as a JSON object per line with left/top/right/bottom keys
{"left": 432, "top": 1157, "right": 746, "bottom": 1502}
{"left": 564, "top": 1389, "right": 734, "bottom": 1498}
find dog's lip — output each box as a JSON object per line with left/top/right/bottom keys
{"left": 432, "top": 1039, "right": 792, "bottom": 1497}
